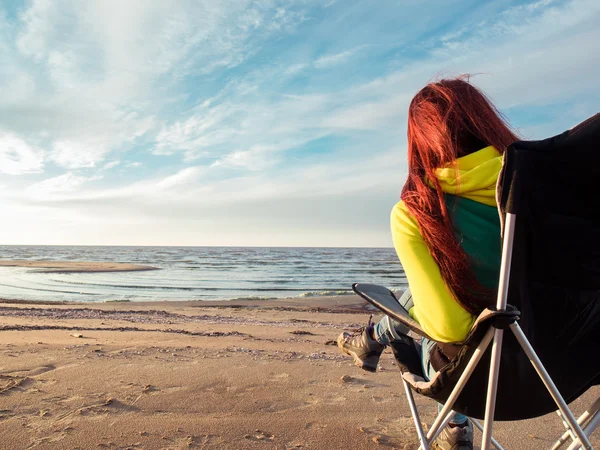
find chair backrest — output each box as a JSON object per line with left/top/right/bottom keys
{"left": 494, "top": 112, "right": 600, "bottom": 417}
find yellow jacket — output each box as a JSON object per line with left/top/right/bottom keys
{"left": 391, "top": 146, "right": 503, "bottom": 342}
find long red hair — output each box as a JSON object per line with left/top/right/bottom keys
{"left": 402, "top": 76, "right": 518, "bottom": 314}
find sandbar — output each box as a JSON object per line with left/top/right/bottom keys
{"left": 0, "top": 260, "right": 159, "bottom": 273}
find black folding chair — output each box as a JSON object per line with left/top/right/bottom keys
{"left": 353, "top": 113, "right": 600, "bottom": 449}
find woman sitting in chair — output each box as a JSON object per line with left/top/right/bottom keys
{"left": 337, "top": 76, "right": 518, "bottom": 450}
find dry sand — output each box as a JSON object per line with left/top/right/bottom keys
{"left": 0, "top": 296, "right": 598, "bottom": 450}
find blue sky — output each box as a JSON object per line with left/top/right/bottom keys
{"left": 0, "top": 0, "right": 599, "bottom": 247}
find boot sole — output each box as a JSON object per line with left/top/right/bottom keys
{"left": 338, "top": 345, "right": 377, "bottom": 372}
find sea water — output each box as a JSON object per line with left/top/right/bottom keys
{"left": 0, "top": 246, "right": 407, "bottom": 303}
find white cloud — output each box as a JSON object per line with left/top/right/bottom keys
{"left": 27, "top": 172, "right": 102, "bottom": 197}
{"left": 50, "top": 140, "right": 109, "bottom": 169}
{"left": 3, "top": 0, "right": 313, "bottom": 172}
{"left": 154, "top": 91, "right": 334, "bottom": 166}
{"left": 15, "top": 143, "right": 402, "bottom": 210}
{"left": 103, "top": 160, "right": 120, "bottom": 170}
{"left": 284, "top": 63, "right": 307, "bottom": 75}
{"left": 212, "top": 145, "right": 280, "bottom": 171}
{"left": 323, "top": 94, "right": 410, "bottom": 130}
{"left": 16, "top": 0, "right": 56, "bottom": 61}
{"left": 314, "top": 46, "right": 363, "bottom": 69}
{"left": 154, "top": 110, "right": 238, "bottom": 159}
{"left": 156, "top": 166, "right": 207, "bottom": 189}
{"left": 0, "top": 132, "right": 45, "bottom": 175}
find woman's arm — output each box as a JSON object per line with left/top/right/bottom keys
{"left": 391, "top": 201, "right": 475, "bottom": 343}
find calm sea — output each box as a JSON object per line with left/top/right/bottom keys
{"left": 0, "top": 246, "right": 407, "bottom": 303}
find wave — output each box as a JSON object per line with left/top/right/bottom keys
{"left": 0, "top": 282, "right": 98, "bottom": 295}
{"left": 48, "top": 279, "right": 200, "bottom": 291}
{"left": 298, "top": 290, "right": 352, "bottom": 297}
{"left": 47, "top": 279, "right": 351, "bottom": 292}
{"left": 228, "top": 296, "right": 278, "bottom": 301}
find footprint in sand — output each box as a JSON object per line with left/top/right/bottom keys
{"left": 0, "top": 409, "right": 14, "bottom": 420}
{"left": 0, "top": 374, "right": 30, "bottom": 394}
{"left": 269, "top": 372, "right": 290, "bottom": 382}
{"left": 365, "top": 416, "right": 426, "bottom": 445}
{"left": 1, "top": 364, "right": 63, "bottom": 394}
{"left": 244, "top": 429, "right": 275, "bottom": 443}
{"left": 3, "top": 364, "right": 56, "bottom": 377}
{"left": 25, "top": 364, "right": 58, "bottom": 376}
{"left": 303, "top": 396, "right": 319, "bottom": 407}
{"left": 338, "top": 374, "right": 387, "bottom": 392}
{"left": 370, "top": 395, "right": 394, "bottom": 404}
{"left": 142, "top": 384, "right": 160, "bottom": 394}
{"left": 162, "top": 385, "right": 186, "bottom": 393}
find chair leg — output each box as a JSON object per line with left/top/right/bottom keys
{"left": 564, "top": 402, "right": 600, "bottom": 450}
{"left": 578, "top": 407, "right": 600, "bottom": 446}
{"left": 403, "top": 379, "right": 429, "bottom": 450}
{"left": 403, "top": 382, "right": 455, "bottom": 450}
{"left": 553, "top": 400, "right": 600, "bottom": 450}
{"left": 482, "top": 212, "right": 517, "bottom": 449}
{"left": 510, "top": 323, "right": 593, "bottom": 450}
{"left": 481, "top": 327, "right": 505, "bottom": 450}
{"left": 554, "top": 410, "right": 583, "bottom": 450}
{"left": 582, "top": 398, "right": 600, "bottom": 437}
{"left": 470, "top": 418, "right": 505, "bottom": 450}
{"left": 564, "top": 412, "right": 599, "bottom": 450}
{"left": 425, "top": 327, "right": 495, "bottom": 443}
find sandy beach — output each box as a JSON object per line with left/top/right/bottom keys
{"left": 0, "top": 294, "right": 597, "bottom": 450}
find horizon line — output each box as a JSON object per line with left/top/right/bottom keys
{"left": 0, "top": 243, "right": 395, "bottom": 250}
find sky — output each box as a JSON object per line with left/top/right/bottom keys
{"left": 0, "top": 0, "right": 599, "bottom": 247}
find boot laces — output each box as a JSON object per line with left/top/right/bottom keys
{"left": 344, "top": 315, "right": 373, "bottom": 342}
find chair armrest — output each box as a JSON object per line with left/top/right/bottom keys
{"left": 462, "top": 307, "right": 520, "bottom": 343}
{"left": 352, "top": 283, "right": 432, "bottom": 340}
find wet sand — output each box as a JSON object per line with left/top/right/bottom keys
{"left": 0, "top": 296, "right": 598, "bottom": 449}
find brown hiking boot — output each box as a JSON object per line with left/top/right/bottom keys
{"left": 433, "top": 421, "right": 473, "bottom": 450}
{"left": 337, "top": 318, "right": 385, "bottom": 372}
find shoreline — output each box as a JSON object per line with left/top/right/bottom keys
{"left": 0, "top": 293, "right": 375, "bottom": 313}
{"left": 0, "top": 290, "right": 373, "bottom": 309}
